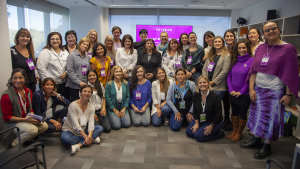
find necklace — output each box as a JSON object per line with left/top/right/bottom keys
{"left": 96, "top": 56, "right": 107, "bottom": 67}
{"left": 266, "top": 40, "right": 280, "bottom": 55}
{"left": 16, "top": 45, "right": 29, "bottom": 58}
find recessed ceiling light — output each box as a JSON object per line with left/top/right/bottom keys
{"left": 75, "top": 2, "right": 78, "bottom": 3}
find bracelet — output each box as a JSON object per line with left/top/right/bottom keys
{"left": 56, "top": 94, "right": 61, "bottom": 99}
{"left": 122, "top": 108, "right": 126, "bottom": 112}
{"left": 285, "top": 93, "right": 293, "bottom": 97}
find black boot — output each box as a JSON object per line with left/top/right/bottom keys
{"left": 240, "top": 136, "right": 262, "bottom": 149}
{"left": 253, "top": 143, "right": 271, "bottom": 159}
{"left": 221, "top": 118, "right": 229, "bottom": 129}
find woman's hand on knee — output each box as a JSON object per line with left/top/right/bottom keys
{"left": 203, "top": 125, "right": 213, "bottom": 136}
{"left": 191, "top": 123, "right": 199, "bottom": 133}
{"left": 175, "top": 113, "right": 182, "bottom": 122}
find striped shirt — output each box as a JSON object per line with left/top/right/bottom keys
{"left": 66, "top": 49, "right": 90, "bottom": 89}
{"left": 62, "top": 101, "right": 95, "bottom": 136}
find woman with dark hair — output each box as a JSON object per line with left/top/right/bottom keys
{"left": 63, "top": 30, "right": 77, "bottom": 54}
{"left": 66, "top": 37, "right": 90, "bottom": 101}
{"left": 181, "top": 32, "right": 204, "bottom": 82}
{"left": 87, "top": 69, "right": 111, "bottom": 133}
{"left": 202, "top": 31, "right": 215, "bottom": 62}
{"left": 179, "top": 33, "right": 190, "bottom": 52}
{"left": 246, "top": 27, "right": 264, "bottom": 55}
{"left": 226, "top": 40, "right": 253, "bottom": 141}
{"left": 61, "top": 84, "right": 103, "bottom": 155}
{"left": 90, "top": 42, "right": 111, "bottom": 86}
{"left": 224, "top": 29, "right": 236, "bottom": 54}
{"left": 241, "top": 21, "right": 299, "bottom": 159}
{"left": 166, "top": 67, "right": 196, "bottom": 131}
{"left": 162, "top": 39, "right": 183, "bottom": 79}
{"left": 137, "top": 39, "right": 162, "bottom": 82}
{"left": 37, "top": 32, "right": 69, "bottom": 98}
{"left": 112, "top": 26, "right": 122, "bottom": 51}
{"left": 86, "top": 29, "right": 99, "bottom": 59}
{"left": 115, "top": 34, "right": 138, "bottom": 79}
{"left": 1, "top": 68, "right": 48, "bottom": 147}
{"left": 134, "top": 29, "right": 148, "bottom": 54}
{"left": 11, "top": 28, "right": 38, "bottom": 93}
{"left": 32, "top": 78, "right": 70, "bottom": 132}
{"left": 129, "top": 65, "right": 152, "bottom": 126}
{"left": 105, "top": 66, "right": 131, "bottom": 129}
{"left": 151, "top": 67, "right": 173, "bottom": 126}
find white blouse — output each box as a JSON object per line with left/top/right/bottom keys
{"left": 115, "top": 47, "right": 138, "bottom": 77}
{"left": 88, "top": 82, "right": 105, "bottom": 110}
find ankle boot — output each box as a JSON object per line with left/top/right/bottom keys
{"left": 227, "top": 116, "right": 239, "bottom": 139}
{"left": 253, "top": 143, "right": 272, "bottom": 159}
{"left": 231, "top": 119, "right": 247, "bottom": 141}
{"left": 240, "top": 136, "right": 262, "bottom": 149}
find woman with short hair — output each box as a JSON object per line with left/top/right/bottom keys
{"left": 63, "top": 30, "right": 78, "bottom": 54}
{"left": 156, "top": 31, "right": 169, "bottom": 56}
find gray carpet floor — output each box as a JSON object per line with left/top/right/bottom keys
{"left": 31, "top": 124, "right": 300, "bottom": 169}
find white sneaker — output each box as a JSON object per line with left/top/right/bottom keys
{"left": 70, "top": 144, "right": 80, "bottom": 155}
{"left": 94, "top": 137, "right": 100, "bottom": 144}
{"left": 164, "top": 117, "right": 170, "bottom": 126}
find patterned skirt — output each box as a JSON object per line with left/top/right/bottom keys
{"left": 247, "top": 85, "right": 285, "bottom": 141}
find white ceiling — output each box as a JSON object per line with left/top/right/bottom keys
{"left": 46, "top": 0, "right": 264, "bottom": 9}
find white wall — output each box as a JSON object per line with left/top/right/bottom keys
{"left": 0, "top": 0, "right": 13, "bottom": 94}
{"left": 99, "top": 7, "right": 109, "bottom": 42}
{"left": 230, "top": 10, "right": 240, "bottom": 28}
{"left": 240, "top": 0, "right": 300, "bottom": 24}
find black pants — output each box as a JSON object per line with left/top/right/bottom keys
{"left": 69, "top": 88, "right": 80, "bottom": 102}
{"left": 28, "top": 81, "right": 37, "bottom": 93}
{"left": 231, "top": 102, "right": 248, "bottom": 120}
{"left": 94, "top": 109, "right": 111, "bottom": 133}
{"left": 223, "top": 92, "right": 231, "bottom": 120}
{"left": 56, "top": 82, "right": 70, "bottom": 101}
{"left": 46, "top": 105, "right": 68, "bottom": 133}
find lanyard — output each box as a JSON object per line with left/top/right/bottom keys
{"left": 266, "top": 42, "right": 279, "bottom": 55}
{"left": 201, "top": 90, "right": 210, "bottom": 113}
{"left": 17, "top": 90, "right": 27, "bottom": 114}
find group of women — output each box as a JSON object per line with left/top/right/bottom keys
{"left": 1, "top": 22, "right": 298, "bottom": 159}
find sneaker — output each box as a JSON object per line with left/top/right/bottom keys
{"left": 164, "top": 117, "right": 170, "bottom": 126}
{"left": 94, "top": 137, "right": 101, "bottom": 144}
{"left": 70, "top": 144, "right": 80, "bottom": 155}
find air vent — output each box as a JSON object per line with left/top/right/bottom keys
{"left": 85, "top": 0, "right": 97, "bottom": 6}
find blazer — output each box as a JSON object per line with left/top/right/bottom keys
{"left": 151, "top": 79, "right": 174, "bottom": 116}
{"left": 105, "top": 80, "right": 130, "bottom": 115}
{"left": 137, "top": 51, "right": 162, "bottom": 80}
{"left": 202, "top": 53, "right": 231, "bottom": 91}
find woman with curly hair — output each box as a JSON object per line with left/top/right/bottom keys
{"left": 129, "top": 65, "right": 152, "bottom": 126}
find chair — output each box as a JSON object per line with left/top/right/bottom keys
{"left": 0, "top": 127, "right": 47, "bottom": 169}
{"left": 266, "top": 159, "right": 283, "bottom": 169}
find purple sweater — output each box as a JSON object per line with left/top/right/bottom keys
{"left": 227, "top": 53, "right": 253, "bottom": 95}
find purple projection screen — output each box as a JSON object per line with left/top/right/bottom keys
{"left": 136, "top": 25, "right": 193, "bottom": 45}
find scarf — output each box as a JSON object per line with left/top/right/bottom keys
{"left": 158, "top": 41, "right": 169, "bottom": 56}
{"left": 181, "top": 44, "right": 204, "bottom": 72}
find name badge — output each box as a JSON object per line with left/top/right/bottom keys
{"left": 160, "top": 92, "right": 165, "bottom": 101}
{"left": 179, "top": 101, "right": 185, "bottom": 109}
{"left": 261, "top": 54, "right": 270, "bottom": 66}
{"left": 187, "top": 56, "right": 192, "bottom": 65}
{"left": 110, "top": 58, "right": 114, "bottom": 66}
{"left": 200, "top": 114, "right": 206, "bottom": 122}
{"left": 26, "top": 59, "right": 35, "bottom": 70}
{"left": 100, "top": 68, "right": 106, "bottom": 76}
{"left": 80, "top": 115, "right": 87, "bottom": 127}
{"left": 82, "top": 65, "right": 87, "bottom": 75}
{"left": 87, "top": 53, "right": 92, "bottom": 59}
{"left": 206, "top": 62, "right": 215, "bottom": 72}
{"left": 136, "top": 91, "right": 141, "bottom": 100}
{"left": 45, "top": 108, "right": 53, "bottom": 118}
{"left": 117, "top": 90, "right": 122, "bottom": 101}
{"left": 175, "top": 59, "right": 181, "bottom": 67}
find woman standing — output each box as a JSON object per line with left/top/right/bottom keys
{"left": 156, "top": 31, "right": 169, "bottom": 56}
{"left": 1, "top": 68, "right": 48, "bottom": 147}
{"left": 162, "top": 39, "right": 183, "bottom": 79}
{"left": 115, "top": 34, "right": 138, "bottom": 79}
{"left": 202, "top": 31, "right": 215, "bottom": 62}
{"left": 104, "top": 35, "right": 116, "bottom": 66}
{"left": 166, "top": 67, "right": 196, "bottom": 131}
{"left": 202, "top": 36, "right": 231, "bottom": 99}
{"left": 134, "top": 29, "right": 148, "bottom": 54}
{"left": 246, "top": 27, "right": 264, "bottom": 55}
{"left": 240, "top": 21, "right": 299, "bottom": 159}
{"left": 37, "top": 32, "right": 69, "bottom": 98}
{"left": 63, "top": 30, "right": 77, "bottom": 54}
{"left": 226, "top": 40, "right": 253, "bottom": 141}
{"left": 179, "top": 33, "right": 190, "bottom": 52}
{"left": 61, "top": 84, "right": 103, "bottom": 155}
{"left": 224, "top": 30, "right": 236, "bottom": 54}
{"left": 181, "top": 32, "right": 204, "bottom": 81}
{"left": 151, "top": 67, "right": 173, "bottom": 126}
{"left": 105, "top": 66, "right": 131, "bottom": 130}
{"left": 186, "top": 75, "right": 224, "bottom": 142}
{"left": 66, "top": 37, "right": 90, "bottom": 102}
{"left": 11, "top": 28, "right": 38, "bottom": 93}
{"left": 87, "top": 70, "right": 111, "bottom": 133}
{"left": 86, "top": 29, "right": 99, "bottom": 59}
{"left": 90, "top": 42, "right": 111, "bottom": 86}
{"left": 112, "top": 26, "right": 122, "bottom": 51}
{"left": 129, "top": 65, "right": 152, "bottom": 127}
{"left": 32, "top": 78, "right": 70, "bottom": 132}
{"left": 137, "top": 39, "right": 162, "bottom": 82}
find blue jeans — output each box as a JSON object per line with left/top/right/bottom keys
{"left": 130, "top": 107, "right": 150, "bottom": 127}
{"left": 213, "top": 91, "right": 226, "bottom": 100}
{"left": 108, "top": 112, "right": 131, "bottom": 130}
{"left": 161, "top": 104, "right": 173, "bottom": 117}
{"left": 152, "top": 113, "right": 162, "bottom": 127}
{"left": 152, "top": 104, "right": 173, "bottom": 127}
{"left": 61, "top": 125, "right": 103, "bottom": 146}
{"left": 186, "top": 120, "right": 223, "bottom": 142}
{"left": 170, "top": 113, "right": 194, "bottom": 131}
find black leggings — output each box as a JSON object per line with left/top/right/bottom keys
{"left": 223, "top": 92, "right": 231, "bottom": 120}
{"left": 231, "top": 102, "right": 248, "bottom": 120}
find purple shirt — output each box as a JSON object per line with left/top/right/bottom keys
{"left": 227, "top": 53, "right": 253, "bottom": 95}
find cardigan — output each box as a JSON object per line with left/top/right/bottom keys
{"left": 137, "top": 51, "right": 162, "bottom": 81}
{"left": 105, "top": 80, "right": 130, "bottom": 115}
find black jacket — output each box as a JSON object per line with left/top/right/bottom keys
{"left": 193, "top": 91, "right": 223, "bottom": 125}
{"left": 137, "top": 51, "right": 162, "bottom": 81}
{"left": 133, "top": 41, "right": 145, "bottom": 54}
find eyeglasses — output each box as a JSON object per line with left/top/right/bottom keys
{"left": 50, "top": 38, "right": 60, "bottom": 41}
{"left": 82, "top": 90, "right": 92, "bottom": 94}
{"left": 264, "top": 27, "right": 277, "bottom": 32}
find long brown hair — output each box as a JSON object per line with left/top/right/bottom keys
{"left": 179, "top": 33, "right": 190, "bottom": 52}
{"left": 155, "top": 67, "right": 170, "bottom": 97}
{"left": 41, "top": 77, "right": 57, "bottom": 92}
{"left": 223, "top": 29, "right": 236, "bottom": 53}
{"left": 121, "top": 34, "right": 134, "bottom": 55}
{"left": 208, "top": 36, "right": 229, "bottom": 62}
{"left": 167, "top": 39, "right": 181, "bottom": 54}
{"left": 7, "top": 68, "right": 29, "bottom": 88}
{"left": 143, "top": 39, "right": 157, "bottom": 54}
{"left": 129, "top": 65, "right": 146, "bottom": 93}
{"left": 231, "top": 39, "right": 252, "bottom": 70}
{"left": 14, "top": 28, "right": 35, "bottom": 60}
{"left": 44, "top": 32, "right": 65, "bottom": 51}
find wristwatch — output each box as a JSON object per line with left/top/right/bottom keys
{"left": 285, "top": 93, "right": 293, "bottom": 97}
{"left": 210, "top": 123, "right": 215, "bottom": 127}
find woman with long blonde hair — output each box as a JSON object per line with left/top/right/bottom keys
{"left": 104, "top": 35, "right": 116, "bottom": 66}
{"left": 86, "top": 29, "right": 99, "bottom": 58}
